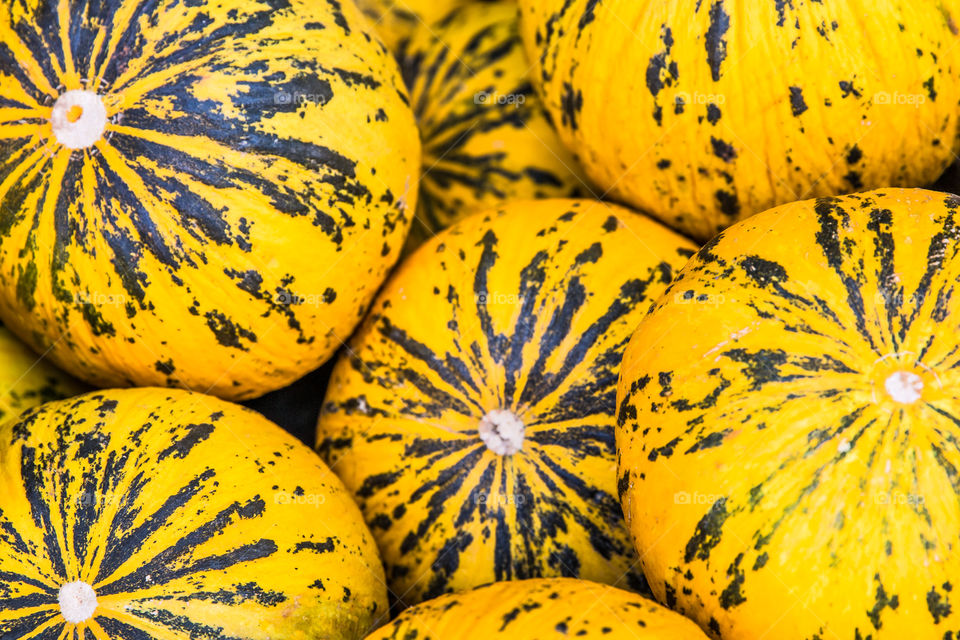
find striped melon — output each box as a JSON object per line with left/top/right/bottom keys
{"left": 0, "top": 322, "right": 83, "bottom": 421}
{"left": 367, "top": 577, "right": 710, "bottom": 639}
{"left": 518, "top": 0, "right": 960, "bottom": 240}
{"left": 617, "top": 188, "right": 960, "bottom": 638}
{"left": 317, "top": 198, "right": 697, "bottom": 610}
{"left": 398, "top": 0, "right": 584, "bottom": 249}
{"left": 0, "top": 387, "right": 387, "bottom": 639}
{"left": 354, "top": 0, "right": 473, "bottom": 51}
{"left": 0, "top": 0, "right": 420, "bottom": 400}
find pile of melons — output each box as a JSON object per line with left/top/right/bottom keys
{"left": 2, "top": 0, "right": 960, "bottom": 638}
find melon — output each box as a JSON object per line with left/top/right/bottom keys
{"left": 518, "top": 0, "right": 960, "bottom": 240}
{"left": 317, "top": 198, "right": 697, "bottom": 609}
{"left": 617, "top": 188, "right": 960, "bottom": 638}
{"left": 0, "top": 387, "right": 387, "bottom": 639}
{"left": 0, "top": 0, "right": 420, "bottom": 399}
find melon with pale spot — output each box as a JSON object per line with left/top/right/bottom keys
{"left": 617, "top": 188, "right": 960, "bottom": 638}
{"left": 0, "top": 0, "right": 420, "bottom": 399}
{"left": 0, "top": 387, "right": 387, "bottom": 639}
{"left": 316, "top": 198, "right": 697, "bottom": 610}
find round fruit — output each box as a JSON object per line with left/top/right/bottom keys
{"left": 0, "top": 322, "right": 83, "bottom": 421}
{"left": 398, "top": 0, "right": 584, "bottom": 249}
{"left": 617, "top": 188, "right": 960, "bottom": 638}
{"left": 0, "top": 0, "right": 420, "bottom": 399}
{"left": 518, "top": 0, "right": 960, "bottom": 240}
{"left": 317, "top": 198, "right": 697, "bottom": 609}
{"left": 0, "top": 387, "right": 387, "bottom": 639}
{"left": 367, "top": 577, "right": 711, "bottom": 639}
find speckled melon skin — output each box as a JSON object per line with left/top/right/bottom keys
{"left": 617, "top": 188, "right": 960, "bottom": 638}
{"left": 354, "top": 0, "right": 483, "bottom": 52}
{"left": 0, "top": 0, "right": 420, "bottom": 400}
{"left": 316, "top": 198, "right": 697, "bottom": 612}
{"left": 366, "top": 577, "right": 711, "bottom": 639}
{"left": 398, "top": 0, "right": 585, "bottom": 250}
{"left": 518, "top": 0, "right": 960, "bottom": 241}
{"left": 0, "top": 387, "right": 388, "bottom": 639}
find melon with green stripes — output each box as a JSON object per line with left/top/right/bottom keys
{"left": 617, "top": 188, "right": 960, "bottom": 638}
{"left": 0, "top": 0, "right": 420, "bottom": 400}
{"left": 398, "top": 0, "right": 584, "bottom": 250}
{"left": 0, "top": 387, "right": 387, "bottom": 639}
{"left": 317, "top": 198, "right": 697, "bottom": 611}
{"left": 367, "top": 577, "right": 710, "bottom": 639}
{"left": 353, "top": 0, "right": 472, "bottom": 51}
